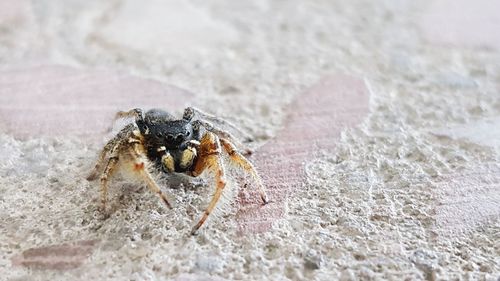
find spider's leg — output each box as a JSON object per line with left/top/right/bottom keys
{"left": 96, "top": 129, "right": 135, "bottom": 211}
{"left": 114, "top": 108, "right": 143, "bottom": 121}
{"left": 127, "top": 143, "right": 174, "bottom": 209}
{"left": 184, "top": 107, "right": 248, "bottom": 138}
{"left": 190, "top": 132, "right": 227, "bottom": 235}
{"left": 220, "top": 138, "right": 269, "bottom": 204}
{"left": 101, "top": 108, "right": 144, "bottom": 134}
{"left": 185, "top": 106, "right": 254, "bottom": 142}
{"left": 194, "top": 119, "right": 252, "bottom": 155}
{"left": 87, "top": 124, "right": 138, "bottom": 181}
{"left": 87, "top": 138, "right": 120, "bottom": 181}
{"left": 99, "top": 156, "right": 119, "bottom": 212}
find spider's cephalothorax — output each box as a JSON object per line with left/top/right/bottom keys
{"left": 136, "top": 109, "right": 201, "bottom": 173}
{"left": 87, "top": 107, "right": 268, "bottom": 235}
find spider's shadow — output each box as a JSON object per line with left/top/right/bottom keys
{"left": 103, "top": 173, "right": 206, "bottom": 214}
{"left": 162, "top": 173, "right": 205, "bottom": 192}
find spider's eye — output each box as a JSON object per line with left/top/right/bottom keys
{"left": 175, "top": 134, "right": 184, "bottom": 142}
{"left": 166, "top": 134, "right": 174, "bottom": 141}
{"left": 156, "top": 132, "right": 163, "bottom": 138}
{"left": 186, "top": 131, "right": 190, "bottom": 137}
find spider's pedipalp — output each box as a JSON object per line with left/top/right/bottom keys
{"left": 161, "top": 152, "right": 175, "bottom": 173}
{"left": 179, "top": 146, "right": 197, "bottom": 170}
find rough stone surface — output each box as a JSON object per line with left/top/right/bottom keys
{"left": 237, "top": 75, "right": 370, "bottom": 233}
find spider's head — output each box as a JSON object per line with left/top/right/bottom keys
{"left": 157, "top": 120, "right": 193, "bottom": 148}
{"left": 138, "top": 109, "right": 194, "bottom": 149}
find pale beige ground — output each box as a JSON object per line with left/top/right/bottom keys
{"left": 1, "top": 1, "right": 499, "bottom": 280}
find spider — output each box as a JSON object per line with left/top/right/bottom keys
{"left": 86, "top": 107, "right": 269, "bottom": 235}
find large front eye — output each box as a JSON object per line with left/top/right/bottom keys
{"left": 166, "top": 134, "right": 174, "bottom": 141}
{"left": 156, "top": 132, "right": 163, "bottom": 138}
{"left": 175, "top": 134, "right": 184, "bottom": 142}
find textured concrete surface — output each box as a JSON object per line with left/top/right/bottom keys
{"left": 237, "top": 75, "right": 370, "bottom": 234}
{"left": 1, "top": 0, "right": 499, "bottom": 280}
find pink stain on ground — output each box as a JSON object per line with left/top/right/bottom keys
{"left": 0, "top": 65, "right": 195, "bottom": 140}
{"left": 434, "top": 163, "right": 500, "bottom": 237}
{"left": 236, "top": 75, "right": 371, "bottom": 234}
{"left": 11, "top": 240, "right": 99, "bottom": 270}
{"left": 420, "top": 0, "right": 500, "bottom": 50}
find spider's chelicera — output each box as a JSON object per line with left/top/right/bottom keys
{"left": 87, "top": 107, "right": 268, "bottom": 235}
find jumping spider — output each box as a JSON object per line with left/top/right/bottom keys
{"left": 87, "top": 107, "right": 269, "bottom": 235}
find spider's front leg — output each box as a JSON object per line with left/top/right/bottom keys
{"left": 183, "top": 107, "right": 251, "bottom": 141}
{"left": 190, "top": 132, "right": 227, "bottom": 235}
{"left": 114, "top": 108, "right": 143, "bottom": 122}
{"left": 219, "top": 138, "right": 269, "bottom": 204}
{"left": 88, "top": 126, "right": 174, "bottom": 213}
{"left": 127, "top": 142, "right": 174, "bottom": 209}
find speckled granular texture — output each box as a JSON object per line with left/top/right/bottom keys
{"left": 1, "top": 1, "right": 499, "bottom": 280}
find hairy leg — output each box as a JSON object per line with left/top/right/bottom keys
{"left": 190, "top": 132, "right": 227, "bottom": 235}
{"left": 87, "top": 124, "right": 137, "bottom": 181}
{"left": 95, "top": 129, "right": 134, "bottom": 211}
{"left": 88, "top": 124, "right": 171, "bottom": 214}
{"left": 192, "top": 119, "right": 253, "bottom": 155}
{"left": 128, "top": 145, "right": 173, "bottom": 209}
{"left": 114, "top": 108, "right": 143, "bottom": 121}
{"left": 99, "top": 156, "right": 119, "bottom": 212}
{"left": 220, "top": 138, "right": 269, "bottom": 204}
{"left": 182, "top": 107, "right": 246, "bottom": 136}
{"left": 87, "top": 138, "right": 119, "bottom": 181}
{"left": 184, "top": 106, "right": 254, "bottom": 148}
